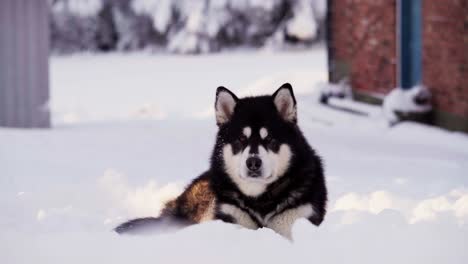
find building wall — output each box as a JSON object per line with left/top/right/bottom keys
{"left": 422, "top": 0, "right": 468, "bottom": 118}
{"left": 0, "top": 0, "right": 50, "bottom": 128}
{"left": 329, "top": 0, "right": 468, "bottom": 131}
{"left": 329, "top": 0, "right": 397, "bottom": 95}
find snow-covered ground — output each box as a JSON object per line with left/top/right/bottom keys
{"left": 1, "top": 48, "right": 468, "bottom": 263}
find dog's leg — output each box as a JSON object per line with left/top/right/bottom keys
{"left": 266, "top": 204, "right": 314, "bottom": 240}
{"left": 218, "top": 203, "right": 259, "bottom": 230}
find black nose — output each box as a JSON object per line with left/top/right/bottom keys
{"left": 246, "top": 157, "right": 262, "bottom": 171}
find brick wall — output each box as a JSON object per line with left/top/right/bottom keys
{"left": 329, "top": 0, "right": 397, "bottom": 95}
{"left": 423, "top": 0, "right": 468, "bottom": 117}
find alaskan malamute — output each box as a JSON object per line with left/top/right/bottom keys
{"left": 116, "top": 83, "right": 327, "bottom": 239}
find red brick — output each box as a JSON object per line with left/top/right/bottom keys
{"left": 422, "top": 0, "right": 468, "bottom": 116}
{"left": 330, "top": 0, "right": 397, "bottom": 94}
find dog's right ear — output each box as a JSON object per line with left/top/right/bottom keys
{"left": 273, "top": 83, "right": 297, "bottom": 123}
{"left": 215, "top": 86, "right": 238, "bottom": 126}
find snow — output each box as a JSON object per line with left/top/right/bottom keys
{"left": 1, "top": 48, "right": 468, "bottom": 263}
{"left": 312, "top": 0, "right": 328, "bottom": 20}
{"left": 317, "top": 78, "right": 352, "bottom": 103}
{"left": 383, "top": 84, "right": 432, "bottom": 124}
{"left": 132, "top": 0, "right": 173, "bottom": 33}
{"left": 99, "top": 169, "right": 182, "bottom": 217}
{"left": 286, "top": 0, "right": 318, "bottom": 41}
{"left": 63, "top": 0, "right": 103, "bottom": 17}
{"left": 48, "top": 48, "right": 327, "bottom": 123}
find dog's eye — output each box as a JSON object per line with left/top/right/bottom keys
{"left": 232, "top": 136, "right": 247, "bottom": 153}
{"left": 239, "top": 136, "right": 247, "bottom": 143}
{"left": 266, "top": 137, "right": 279, "bottom": 151}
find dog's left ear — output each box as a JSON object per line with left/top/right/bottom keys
{"left": 215, "top": 86, "right": 238, "bottom": 126}
{"left": 273, "top": 83, "right": 297, "bottom": 123}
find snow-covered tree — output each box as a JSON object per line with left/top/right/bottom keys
{"left": 50, "top": 0, "right": 104, "bottom": 53}
{"left": 49, "top": 0, "right": 327, "bottom": 54}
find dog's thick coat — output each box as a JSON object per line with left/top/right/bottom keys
{"left": 115, "top": 83, "right": 327, "bottom": 239}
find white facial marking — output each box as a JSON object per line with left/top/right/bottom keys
{"left": 267, "top": 204, "right": 315, "bottom": 240}
{"left": 273, "top": 144, "right": 292, "bottom": 177}
{"left": 222, "top": 143, "right": 292, "bottom": 198}
{"left": 255, "top": 144, "right": 292, "bottom": 183}
{"left": 220, "top": 204, "right": 258, "bottom": 230}
{"left": 243, "top": 127, "right": 252, "bottom": 138}
{"left": 223, "top": 144, "right": 267, "bottom": 197}
{"left": 259, "top": 127, "right": 268, "bottom": 139}
{"left": 257, "top": 145, "right": 273, "bottom": 178}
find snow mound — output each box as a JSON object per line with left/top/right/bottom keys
{"left": 333, "top": 191, "right": 396, "bottom": 215}
{"left": 99, "top": 169, "right": 183, "bottom": 220}
{"left": 383, "top": 84, "right": 432, "bottom": 124}
{"left": 332, "top": 189, "right": 468, "bottom": 226}
{"left": 410, "top": 190, "right": 468, "bottom": 225}
{"left": 317, "top": 79, "right": 352, "bottom": 103}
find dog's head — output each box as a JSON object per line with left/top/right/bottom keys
{"left": 213, "top": 83, "right": 298, "bottom": 197}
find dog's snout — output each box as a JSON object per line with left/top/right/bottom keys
{"left": 246, "top": 156, "right": 262, "bottom": 171}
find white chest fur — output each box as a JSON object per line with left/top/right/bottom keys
{"left": 219, "top": 203, "right": 314, "bottom": 240}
